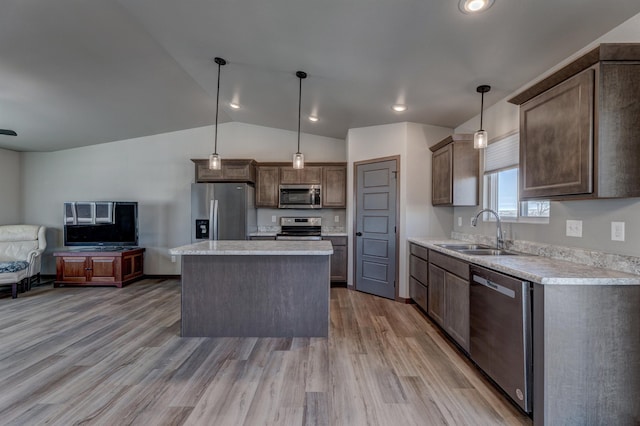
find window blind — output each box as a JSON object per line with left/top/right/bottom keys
{"left": 484, "top": 132, "right": 519, "bottom": 174}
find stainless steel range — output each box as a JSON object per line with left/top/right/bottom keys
{"left": 276, "top": 217, "right": 322, "bottom": 240}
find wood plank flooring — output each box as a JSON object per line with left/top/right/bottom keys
{"left": 0, "top": 279, "right": 531, "bottom": 425}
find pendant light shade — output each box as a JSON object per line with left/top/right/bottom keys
{"left": 209, "top": 57, "right": 227, "bottom": 170}
{"left": 474, "top": 84, "right": 491, "bottom": 149}
{"left": 293, "top": 71, "right": 307, "bottom": 169}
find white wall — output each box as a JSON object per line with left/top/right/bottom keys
{"left": 453, "top": 12, "right": 640, "bottom": 257}
{"left": 21, "top": 122, "right": 345, "bottom": 275}
{"left": 347, "top": 122, "right": 452, "bottom": 298}
{"left": 0, "top": 148, "right": 22, "bottom": 224}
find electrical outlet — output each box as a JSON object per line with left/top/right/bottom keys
{"left": 271, "top": 215, "right": 277, "bottom": 223}
{"left": 457, "top": 217, "right": 462, "bottom": 227}
{"left": 171, "top": 255, "right": 176, "bottom": 263}
{"left": 334, "top": 215, "right": 339, "bottom": 223}
{"left": 566, "top": 220, "right": 583, "bottom": 238}
{"left": 611, "top": 221, "right": 625, "bottom": 241}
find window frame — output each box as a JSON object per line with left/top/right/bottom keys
{"left": 482, "top": 132, "right": 549, "bottom": 224}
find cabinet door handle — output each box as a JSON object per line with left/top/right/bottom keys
{"left": 85, "top": 268, "right": 93, "bottom": 271}
{"left": 356, "top": 232, "right": 363, "bottom": 236}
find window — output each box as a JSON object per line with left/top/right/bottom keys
{"left": 483, "top": 132, "right": 549, "bottom": 222}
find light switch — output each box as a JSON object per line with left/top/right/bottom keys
{"left": 611, "top": 221, "right": 625, "bottom": 241}
{"left": 457, "top": 217, "right": 462, "bottom": 227}
{"left": 271, "top": 215, "right": 277, "bottom": 223}
{"left": 566, "top": 220, "right": 583, "bottom": 238}
{"left": 334, "top": 215, "right": 340, "bottom": 223}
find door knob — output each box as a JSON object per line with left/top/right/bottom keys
{"left": 356, "top": 232, "right": 362, "bottom": 236}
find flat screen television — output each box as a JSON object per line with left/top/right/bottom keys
{"left": 64, "top": 201, "right": 138, "bottom": 247}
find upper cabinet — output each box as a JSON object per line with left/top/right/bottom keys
{"left": 430, "top": 134, "right": 479, "bottom": 206}
{"left": 280, "top": 166, "right": 322, "bottom": 184}
{"left": 322, "top": 165, "right": 347, "bottom": 208}
{"left": 192, "top": 159, "right": 256, "bottom": 183}
{"left": 509, "top": 43, "right": 640, "bottom": 200}
{"left": 254, "top": 163, "right": 347, "bottom": 209}
{"left": 255, "top": 165, "right": 280, "bottom": 208}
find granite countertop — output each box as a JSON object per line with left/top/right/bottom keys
{"left": 409, "top": 237, "right": 640, "bottom": 286}
{"left": 170, "top": 240, "right": 334, "bottom": 256}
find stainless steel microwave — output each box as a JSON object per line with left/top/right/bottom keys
{"left": 279, "top": 185, "right": 322, "bottom": 209}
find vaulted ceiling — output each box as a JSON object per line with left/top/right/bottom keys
{"left": 2, "top": 1, "right": 640, "bottom": 152}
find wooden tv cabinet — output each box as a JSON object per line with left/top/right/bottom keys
{"left": 54, "top": 247, "right": 145, "bottom": 288}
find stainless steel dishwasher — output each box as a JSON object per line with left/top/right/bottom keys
{"left": 469, "top": 265, "right": 533, "bottom": 414}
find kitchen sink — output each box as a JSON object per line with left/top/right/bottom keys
{"left": 457, "top": 248, "right": 520, "bottom": 256}
{"left": 435, "top": 243, "right": 522, "bottom": 256}
{"left": 435, "top": 243, "right": 491, "bottom": 250}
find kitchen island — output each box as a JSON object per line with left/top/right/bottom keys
{"left": 169, "top": 240, "right": 333, "bottom": 338}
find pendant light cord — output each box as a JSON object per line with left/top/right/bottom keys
{"left": 479, "top": 90, "right": 484, "bottom": 131}
{"left": 297, "top": 74, "right": 302, "bottom": 154}
{"left": 214, "top": 60, "right": 222, "bottom": 154}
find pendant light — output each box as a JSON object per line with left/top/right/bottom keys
{"left": 293, "top": 71, "right": 307, "bottom": 169}
{"left": 474, "top": 84, "right": 491, "bottom": 149}
{"left": 209, "top": 57, "right": 227, "bottom": 170}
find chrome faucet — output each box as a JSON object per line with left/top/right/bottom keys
{"left": 472, "top": 209, "right": 504, "bottom": 249}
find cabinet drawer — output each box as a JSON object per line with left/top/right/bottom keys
{"left": 323, "top": 236, "right": 347, "bottom": 246}
{"left": 410, "top": 277, "right": 428, "bottom": 311}
{"left": 410, "top": 254, "right": 428, "bottom": 284}
{"left": 429, "top": 250, "right": 469, "bottom": 280}
{"left": 410, "top": 243, "right": 429, "bottom": 261}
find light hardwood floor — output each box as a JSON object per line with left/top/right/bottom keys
{"left": 0, "top": 279, "right": 531, "bottom": 425}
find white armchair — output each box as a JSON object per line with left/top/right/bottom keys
{"left": 0, "top": 225, "right": 47, "bottom": 298}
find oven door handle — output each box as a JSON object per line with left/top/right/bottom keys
{"left": 472, "top": 274, "right": 516, "bottom": 298}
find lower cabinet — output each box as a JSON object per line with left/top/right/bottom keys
{"left": 428, "top": 249, "right": 470, "bottom": 352}
{"left": 409, "top": 243, "right": 429, "bottom": 311}
{"left": 54, "top": 248, "right": 145, "bottom": 288}
{"left": 323, "top": 236, "right": 347, "bottom": 282}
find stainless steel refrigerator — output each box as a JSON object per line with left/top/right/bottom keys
{"left": 191, "top": 183, "right": 257, "bottom": 242}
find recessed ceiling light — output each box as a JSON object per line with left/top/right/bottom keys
{"left": 308, "top": 115, "right": 319, "bottom": 122}
{"left": 459, "top": 0, "right": 494, "bottom": 14}
{"left": 229, "top": 102, "right": 240, "bottom": 109}
{"left": 392, "top": 104, "right": 407, "bottom": 112}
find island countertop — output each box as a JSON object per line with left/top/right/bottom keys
{"left": 170, "top": 240, "right": 333, "bottom": 256}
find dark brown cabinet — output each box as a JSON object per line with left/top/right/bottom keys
{"left": 255, "top": 162, "right": 347, "bottom": 208}
{"left": 54, "top": 248, "right": 145, "bottom": 288}
{"left": 509, "top": 43, "right": 640, "bottom": 200}
{"left": 255, "top": 166, "right": 280, "bottom": 207}
{"left": 409, "top": 243, "right": 428, "bottom": 312}
{"left": 280, "top": 166, "right": 322, "bottom": 184}
{"left": 323, "top": 236, "right": 347, "bottom": 282}
{"left": 428, "top": 249, "right": 470, "bottom": 352}
{"left": 430, "top": 134, "right": 479, "bottom": 206}
{"left": 192, "top": 159, "right": 256, "bottom": 183}
{"left": 322, "top": 165, "right": 347, "bottom": 208}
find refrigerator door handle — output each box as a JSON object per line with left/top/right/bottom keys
{"left": 211, "top": 199, "right": 219, "bottom": 240}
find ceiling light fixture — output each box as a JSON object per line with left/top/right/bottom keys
{"left": 308, "top": 115, "right": 318, "bottom": 122}
{"left": 0, "top": 129, "right": 17, "bottom": 136}
{"left": 392, "top": 104, "right": 407, "bottom": 112}
{"left": 209, "top": 57, "right": 226, "bottom": 170}
{"left": 293, "top": 71, "right": 307, "bottom": 170}
{"left": 229, "top": 102, "right": 240, "bottom": 109}
{"left": 474, "top": 84, "right": 491, "bottom": 149}
{"left": 459, "top": 0, "right": 495, "bottom": 14}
